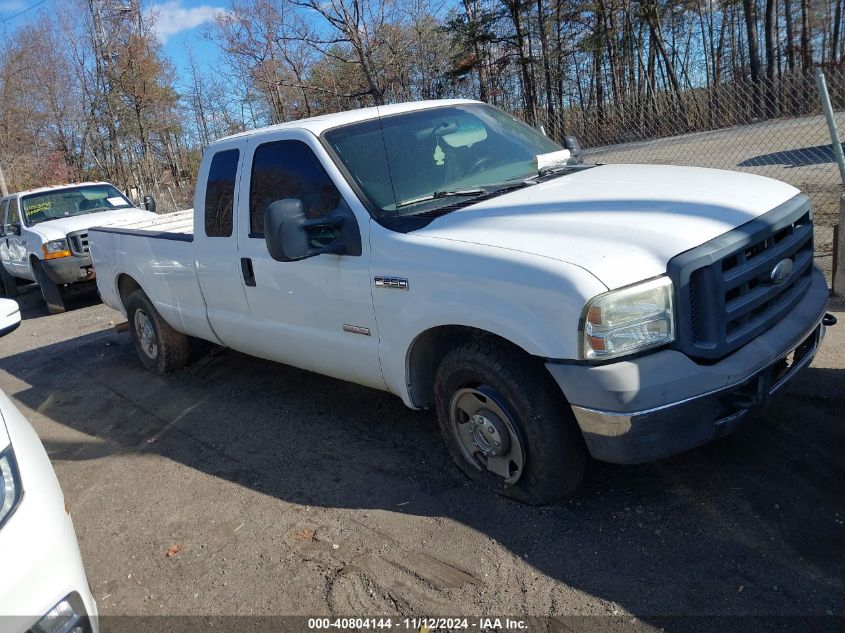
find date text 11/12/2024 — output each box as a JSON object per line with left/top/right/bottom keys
{"left": 307, "top": 618, "right": 528, "bottom": 630}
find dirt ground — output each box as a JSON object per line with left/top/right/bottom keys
{"left": 1, "top": 284, "right": 843, "bottom": 632}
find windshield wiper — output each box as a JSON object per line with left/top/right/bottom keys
{"left": 395, "top": 189, "right": 486, "bottom": 209}
{"left": 526, "top": 165, "right": 572, "bottom": 182}
{"left": 524, "top": 163, "right": 595, "bottom": 184}
{"left": 401, "top": 182, "right": 534, "bottom": 219}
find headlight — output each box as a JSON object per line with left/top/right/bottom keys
{"left": 0, "top": 444, "right": 22, "bottom": 529}
{"left": 42, "top": 239, "right": 71, "bottom": 260}
{"left": 30, "top": 592, "right": 93, "bottom": 633}
{"left": 582, "top": 276, "right": 675, "bottom": 360}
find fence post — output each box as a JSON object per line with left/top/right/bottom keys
{"left": 816, "top": 69, "right": 845, "bottom": 187}
{"left": 836, "top": 195, "right": 845, "bottom": 297}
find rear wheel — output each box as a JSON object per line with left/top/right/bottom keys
{"left": 434, "top": 338, "right": 586, "bottom": 505}
{"left": 125, "top": 289, "right": 190, "bottom": 374}
{"left": 31, "top": 259, "right": 65, "bottom": 314}
{"left": 0, "top": 264, "right": 17, "bottom": 298}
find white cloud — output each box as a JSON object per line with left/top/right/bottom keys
{"left": 149, "top": 1, "right": 225, "bottom": 42}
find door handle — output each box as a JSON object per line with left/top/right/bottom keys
{"left": 240, "top": 257, "right": 256, "bottom": 287}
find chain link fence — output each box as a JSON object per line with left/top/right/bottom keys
{"left": 529, "top": 68, "right": 844, "bottom": 286}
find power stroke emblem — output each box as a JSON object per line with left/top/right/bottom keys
{"left": 769, "top": 258, "right": 793, "bottom": 285}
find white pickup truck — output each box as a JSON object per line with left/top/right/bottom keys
{"left": 0, "top": 183, "right": 154, "bottom": 313}
{"left": 89, "top": 100, "right": 832, "bottom": 503}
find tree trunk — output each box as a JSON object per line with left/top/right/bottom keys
{"left": 535, "top": 0, "right": 556, "bottom": 136}
{"left": 784, "top": 0, "right": 796, "bottom": 71}
{"left": 800, "top": 0, "right": 813, "bottom": 72}
{"left": 643, "top": 0, "right": 687, "bottom": 125}
{"left": 503, "top": 0, "right": 537, "bottom": 123}
{"left": 764, "top": 0, "right": 777, "bottom": 116}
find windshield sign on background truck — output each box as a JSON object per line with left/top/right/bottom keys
{"left": 21, "top": 184, "right": 133, "bottom": 226}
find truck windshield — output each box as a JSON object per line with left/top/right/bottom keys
{"left": 323, "top": 104, "right": 563, "bottom": 218}
{"left": 21, "top": 184, "right": 133, "bottom": 226}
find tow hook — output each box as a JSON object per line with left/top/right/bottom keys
{"left": 823, "top": 313, "right": 838, "bottom": 327}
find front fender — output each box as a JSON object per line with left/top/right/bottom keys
{"left": 370, "top": 227, "right": 607, "bottom": 405}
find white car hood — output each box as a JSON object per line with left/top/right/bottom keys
{"left": 31, "top": 208, "right": 156, "bottom": 240}
{"left": 416, "top": 164, "right": 800, "bottom": 290}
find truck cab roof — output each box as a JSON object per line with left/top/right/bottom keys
{"left": 217, "top": 99, "right": 483, "bottom": 142}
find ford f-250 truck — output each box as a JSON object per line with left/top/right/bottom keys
{"left": 0, "top": 183, "right": 154, "bottom": 313}
{"left": 89, "top": 100, "right": 832, "bottom": 504}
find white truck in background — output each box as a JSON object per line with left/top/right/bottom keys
{"left": 0, "top": 183, "right": 154, "bottom": 313}
{"left": 89, "top": 100, "right": 832, "bottom": 504}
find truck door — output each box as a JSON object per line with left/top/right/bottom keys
{"left": 0, "top": 199, "right": 10, "bottom": 275}
{"left": 0, "top": 200, "right": 13, "bottom": 275}
{"left": 2, "top": 199, "right": 30, "bottom": 279}
{"left": 193, "top": 141, "right": 253, "bottom": 347}
{"left": 233, "top": 130, "right": 385, "bottom": 391}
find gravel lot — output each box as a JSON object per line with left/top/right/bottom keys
{"left": 1, "top": 285, "right": 844, "bottom": 631}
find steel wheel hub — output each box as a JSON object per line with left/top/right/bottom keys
{"left": 134, "top": 309, "right": 157, "bottom": 359}
{"left": 449, "top": 386, "right": 525, "bottom": 485}
{"left": 467, "top": 411, "right": 511, "bottom": 457}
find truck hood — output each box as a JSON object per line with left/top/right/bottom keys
{"left": 415, "top": 164, "right": 800, "bottom": 290}
{"left": 30, "top": 208, "right": 156, "bottom": 241}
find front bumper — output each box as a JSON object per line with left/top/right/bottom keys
{"left": 40, "top": 255, "right": 95, "bottom": 285}
{"left": 547, "top": 267, "right": 830, "bottom": 464}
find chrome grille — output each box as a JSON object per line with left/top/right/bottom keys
{"left": 668, "top": 194, "right": 814, "bottom": 361}
{"left": 67, "top": 230, "right": 90, "bottom": 256}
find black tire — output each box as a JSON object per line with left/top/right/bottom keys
{"left": 0, "top": 264, "right": 18, "bottom": 298}
{"left": 434, "top": 338, "right": 586, "bottom": 505}
{"left": 125, "top": 289, "right": 190, "bottom": 374}
{"left": 31, "top": 259, "right": 65, "bottom": 314}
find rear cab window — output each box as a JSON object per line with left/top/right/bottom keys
{"left": 204, "top": 149, "right": 240, "bottom": 238}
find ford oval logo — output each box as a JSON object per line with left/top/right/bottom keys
{"left": 769, "top": 258, "right": 793, "bottom": 284}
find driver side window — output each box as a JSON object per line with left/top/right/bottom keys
{"left": 249, "top": 140, "right": 342, "bottom": 237}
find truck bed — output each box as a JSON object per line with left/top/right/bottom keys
{"left": 91, "top": 209, "right": 194, "bottom": 241}
{"left": 89, "top": 208, "right": 218, "bottom": 344}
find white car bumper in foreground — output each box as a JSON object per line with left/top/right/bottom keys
{"left": 0, "top": 389, "right": 97, "bottom": 633}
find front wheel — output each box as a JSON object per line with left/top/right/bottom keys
{"left": 31, "top": 259, "right": 65, "bottom": 314}
{"left": 434, "top": 338, "right": 586, "bottom": 505}
{"left": 125, "top": 289, "right": 190, "bottom": 374}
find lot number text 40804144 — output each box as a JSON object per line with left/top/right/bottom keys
{"left": 307, "top": 617, "right": 529, "bottom": 630}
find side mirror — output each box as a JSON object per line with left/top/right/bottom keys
{"left": 143, "top": 195, "right": 157, "bottom": 214}
{"left": 264, "top": 199, "right": 362, "bottom": 262}
{"left": 563, "top": 136, "right": 585, "bottom": 164}
{"left": 0, "top": 299, "right": 21, "bottom": 337}
{"left": 3, "top": 224, "right": 19, "bottom": 236}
